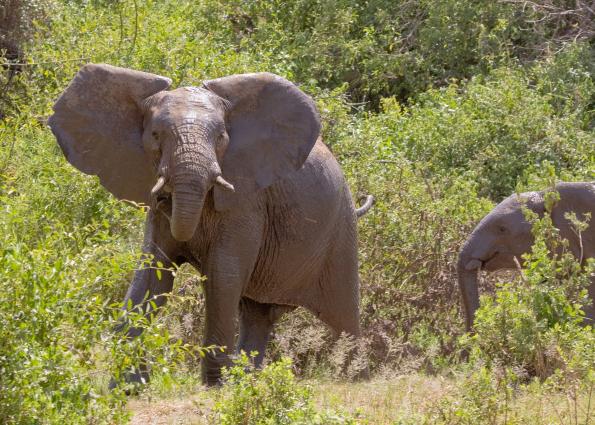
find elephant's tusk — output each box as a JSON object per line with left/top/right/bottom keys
{"left": 215, "top": 175, "right": 235, "bottom": 192}
{"left": 151, "top": 176, "right": 166, "bottom": 196}
{"left": 465, "top": 259, "right": 483, "bottom": 271}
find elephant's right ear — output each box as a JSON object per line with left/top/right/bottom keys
{"left": 48, "top": 63, "right": 171, "bottom": 204}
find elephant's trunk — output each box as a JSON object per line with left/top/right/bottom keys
{"left": 171, "top": 184, "right": 206, "bottom": 242}
{"left": 168, "top": 129, "right": 217, "bottom": 242}
{"left": 458, "top": 241, "right": 482, "bottom": 332}
{"left": 458, "top": 262, "right": 481, "bottom": 331}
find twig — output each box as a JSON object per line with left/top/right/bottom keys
{"left": 513, "top": 256, "right": 527, "bottom": 283}
{"left": 574, "top": 226, "right": 584, "bottom": 265}
{"left": 127, "top": 0, "right": 139, "bottom": 58}
{"left": 586, "top": 381, "right": 593, "bottom": 425}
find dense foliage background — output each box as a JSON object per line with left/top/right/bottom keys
{"left": 1, "top": 0, "right": 593, "bottom": 422}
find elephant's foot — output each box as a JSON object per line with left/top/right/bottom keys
{"left": 202, "top": 351, "right": 233, "bottom": 386}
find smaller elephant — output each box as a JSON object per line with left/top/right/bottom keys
{"left": 458, "top": 181, "right": 595, "bottom": 331}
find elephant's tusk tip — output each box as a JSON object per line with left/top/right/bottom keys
{"left": 215, "top": 175, "right": 235, "bottom": 192}
{"left": 151, "top": 176, "right": 166, "bottom": 196}
{"left": 465, "top": 259, "right": 483, "bottom": 271}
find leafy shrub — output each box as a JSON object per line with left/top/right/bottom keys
{"left": 426, "top": 366, "right": 518, "bottom": 424}
{"left": 213, "top": 354, "right": 356, "bottom": 424}
{"left": 197, "top": 0, "right": 594, "bottom": 105}
{"left": 0, "top": 116, "right": 192, "bottom": 422}
{"left": 349, "top": 67, "right": 593, "bottom": 201}
{"left": 425, "top": 363, "right": 594, "bottom": 425}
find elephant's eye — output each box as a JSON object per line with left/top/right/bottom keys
{"left": 152, "top": 131, "right": 159, "bottom": 140}
{"left": 497, "top": 225, "right": 507, "bottom": 234}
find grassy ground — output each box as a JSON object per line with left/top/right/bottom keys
{"left": 127, "top": 374, "right": 593, "bottom": 424}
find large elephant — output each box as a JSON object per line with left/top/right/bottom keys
{"left": 48, "top": 64, "right": 373, "bottom": 385}
{"left": 458, "top": 181, "right": 595, "bottom": 331}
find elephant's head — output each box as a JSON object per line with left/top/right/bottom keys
{"left": 48, "top": 64, "right": 320, "bottom": 241}
{"left": 457, "top": 191, "right": 545, "bottom": 330}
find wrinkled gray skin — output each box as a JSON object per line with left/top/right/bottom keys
{"left": 48, "top": 64, "right": 371, "bottom": 385}
{"left": 458, "top": 182, "right": 595, "bottom": 331}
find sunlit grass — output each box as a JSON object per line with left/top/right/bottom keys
{"left": 128, "top": 374, "right": 594, "bottom": 424}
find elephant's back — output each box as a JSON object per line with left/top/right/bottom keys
{"left": 263, "top": 138, "right": 354, "bottom": 219}
{"left": 557, "top": 182, "right": 595, "bottom": 204}
{"left": 555, "top": 181, "right": 595, "bottom": 257}
{"left": 556, "top": 182, "right": 595, "bottom": 221}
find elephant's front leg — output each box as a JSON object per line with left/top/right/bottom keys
{"left": 111, "top": 211, "right": 181, "bottom": 387}
{"left": 201, "top": 214, "right": 263, "bottom": 385}
{"left": 120, "top": 255, "right": 175, "bottom": 338}
{"left": 119, "top": 211, "right": 180, "bottom": 336}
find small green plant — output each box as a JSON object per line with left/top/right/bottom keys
{"left": 213, "top": 354, "right": 356, "bottom": 424}
{"left": 426, "top": 366, "right": 518, "bottom": 425}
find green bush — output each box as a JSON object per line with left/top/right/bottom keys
{"left": 345, "top": 66, "right": 593, "bottom": 201}
{"left": 213, "top": 354, "right": 356, "bottom": 424}
{"left": 197, "top": 0, "right": 594, "bottom": 105}
{"left": 0, "top": 116, "right": 191, "bottom": 423}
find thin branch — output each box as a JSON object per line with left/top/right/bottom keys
{"left": 127, "top": 0, "right": 139, "bottom": 58}
{"left": 513, "top": 256, "right": 528, "bottom": 284}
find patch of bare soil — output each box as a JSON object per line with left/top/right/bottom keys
{"left": 128, "top": 396, "right": 212, "bottom": 425}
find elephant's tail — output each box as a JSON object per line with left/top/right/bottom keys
{"left": 355, "top": 195, "right": 375, "bottom": 218}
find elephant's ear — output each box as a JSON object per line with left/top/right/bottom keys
{"left": 48, "top": 63, "right": 171, "bottom": 204}
{"left": 202, "top": 72, "right": 320, "bottom": 211}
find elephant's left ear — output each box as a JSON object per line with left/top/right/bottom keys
{"left": 203, "top": 73, "right": 320, "bottom": 211}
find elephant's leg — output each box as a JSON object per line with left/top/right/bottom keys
{"left": 313, "top": 236, "right": 368, "bottom": 379}
{"left": 315, "top": 252, "right": 361, "bottom": 338}
{"left": 201, "top": 214, "right": 264, "bottom": 385}
{"left": 112, "top": 211, "right": 180, "bottom": 387}
{"left": 119, "top": 211, "right": 180, "bottom": 337}
{"left": 316, "top": 276, "right": 368, "bottom": 380}
{"left": 317, "top": 281, "right": 361, "bottom": 339}
{"left": 237, "top": 298, "right": 294, "bottom": 367}
{"left": 119, "top": 254, "right": 175, "bottom": 337}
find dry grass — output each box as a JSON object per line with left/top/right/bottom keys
{"left": 128, "top": 393, "right": 211, "bottom": 425}
{"left": 311, "top": 375, "right": 453, "bottom": 423}
{"left": 127, "top": 374, "right": 593, "bottom": 424}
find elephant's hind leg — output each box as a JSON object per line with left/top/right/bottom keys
{"left": 314, "top": 268, "right": 368, "bottom": 380}
{"left": 310, "top": 235, "right": 369, "bottom": 379}
{"left": 314, "top": 239, "right": 361, "bottom": 338}
{"left": 316, "top": 275, "right": 361, "bottom": 339}
{"left": 237, "top": 297, "right": 294, "bottom": 367}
